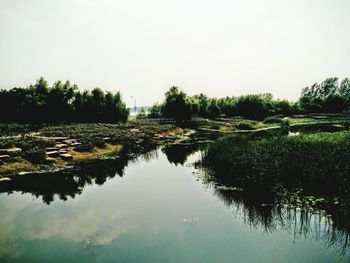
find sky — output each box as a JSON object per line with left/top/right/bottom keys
{"left": 0, "top": 0, "right": 350, "bottom": 107}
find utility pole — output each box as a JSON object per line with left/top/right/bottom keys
{"left": 131, "top": 96, "right": 136, "bottom": 114}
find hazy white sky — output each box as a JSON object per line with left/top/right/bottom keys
{"left": 0, "top": 0, "right": 349, "bottom": 106}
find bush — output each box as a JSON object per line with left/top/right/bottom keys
{"left": 74, "top": 144, "right": 94, "bottom": 152}
{"left": 236, "top": 121, "right": 255, "bottom": 130}
{"left": 263, "top": 116, "right": 283, "bottom": 124}
{"left": 24, "top": 150, "right": 45, "bottom": 164}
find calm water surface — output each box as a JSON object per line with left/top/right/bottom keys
{"left": 0, "top": 145, "right": 348, "bottom": 263}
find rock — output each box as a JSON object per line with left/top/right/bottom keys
{"left": 60, "top": 153, "right": 73, "bottom": 161}
{"left": 0, "top": 177, "right": 11, "bottom": 182}
{"left": 6, "top": 147, "right": 22, "bottom": 156}
{"left": 45, "top": 147, "right": 59, "bottom": 151}
{"left": 18, "top": 171, "right": 34, "bottom": 176}
{"left": 154, "top": 134, "right": 164, "bottom": 139}
{"left": 55, "top": 143, "right": 68, "bottom": 149}
{"left": 0, "top": 148, "right": 22, "bottom": 156}
{"left": 44, "top": 157, "right": 55, "bottom": 164}
{"left": 70, "top": 142, "right": 81, "bottom": 147}
{"left": 103, "top": 137, "right": 111, "bottom": 142}
{"left": 46, "top": 151, "right": 60, "bottom": 158}
{"left": 0, "top": 155, "right": 11, "bottom": 162}
{"left": 51, "top": 137, "right": 69, "bottom": 142}
{"left": 64, "top": 139, "right": 78, "bottom": 145}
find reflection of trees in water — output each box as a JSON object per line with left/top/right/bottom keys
{"left": 162, "top": 129, "right": 217, "bottom": 166}
{"left": 202, "top": 175, "right": 350, "bottom": 257}
{"left": 133, "top": 149, "right": 159, "bottom": 163}
{"left": 0, "top": 135, "right": 209, "bottom": 206}
{"left": 0, "top": 157, "right": 129, "bottom": 205}
{"left": 162, "top": 143, "right": 209, "bottom": 166}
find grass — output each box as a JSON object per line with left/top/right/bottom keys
{"left": 67, "top": 144, "right": 122, "bottom": 162}
{"left": 0, "top": 158, "right": 37, "bottom": 174}
{"left": 202, "top": 131, "right": 350, "bottom": 199}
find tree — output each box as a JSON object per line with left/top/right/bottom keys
{"left": 162, "top": 87, "right": 191, "bottom": 122}
{"left": 206, "top": 100, "right": 221, "bottom": 119}
{"left": 148, "top": 103, "right": 163, "bottom": 118}
{"left": 339, "top": 78, "right": 350, "bottom": 101}
{"left": 323, "top": 94, "right": 348, "bottom": 113}
{"left": 0, "top": 78, "right": 129, "bottom": 123}
{"left": 236, "top": 95, "right": 272, "bottom": 120}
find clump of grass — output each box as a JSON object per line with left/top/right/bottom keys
{"left": 0, "top": 159, "right": 37, "bottom": 174}
{"left": 68, "top": 144, "right": 122, "bottom": 162}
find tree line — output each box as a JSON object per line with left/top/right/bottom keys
{"left": 1, "top": 76, "right": 350, "bottom": 123}
{"left": 0, "top": 77, "right": 129, "bottom": 123}
{"left": 148, "top": 77, "right": 350, "bottom": 122}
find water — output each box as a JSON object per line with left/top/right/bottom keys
{"left": 0, "top": 144, "right": 348, "bottom": 263}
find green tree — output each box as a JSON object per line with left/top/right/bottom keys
{"left": 162, "top": 87, "right": 191, "bottom": 122}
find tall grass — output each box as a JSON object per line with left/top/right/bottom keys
{"left": 202, "top": 132, "right": 350, "bottom": 198}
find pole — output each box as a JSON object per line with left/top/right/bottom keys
{"left": 131, "top": 96, "right": 136, "bottom": 114}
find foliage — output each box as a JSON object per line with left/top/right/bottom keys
{"left": 150, "top": 88, "right": 296, "bottom": 121}
{"left": 300, "top": 77, "right": 350, "bottom": 113}
{"left": 0, "top": 77, "right": 129, "bottom": 123}
{"left": 149, "top": 77, "right": 350, "bottom": 121}
{"left": 148, "top": 103, "right": 163, "bottom": 118}
{"left": 162, "top": 87, "right": 192, "bottom": 122}
{"left": 136, "top": 107, "right": 147, "bottom": 119}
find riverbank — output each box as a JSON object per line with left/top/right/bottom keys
{"left": 1, "top": 115, "right": 350, "bottom": 178}
{"left": 0, "top": 122, "right": 186, "bottom": 177}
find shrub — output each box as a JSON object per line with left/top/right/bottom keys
{"left": 74, "top": 144, "right": 94, "bottom": 152}
{"left": 236, "top": 121, "right": 255, "bottom": 130}
{"left": 263, "top": 116, "right": 283, "bottom": 124}
{"left": 24, "top": 150, "right": 46, "bottom": 164}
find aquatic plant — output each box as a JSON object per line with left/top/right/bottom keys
{"left": 202, "top": 131, "right": 350, "bottom": 199}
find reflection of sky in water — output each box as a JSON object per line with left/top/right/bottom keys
{"left": 0, "top": 150, "right": 348, "bottom": 263}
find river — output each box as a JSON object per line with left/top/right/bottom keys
{"left": 0, "top": 142, "right": 348, "bottom": 262}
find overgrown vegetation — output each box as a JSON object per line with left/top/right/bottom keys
{"left": 202, "top": 132, "right": 350, "bottom": 199}
{"left": 300, "top": 77, "right": 350, "bottom": 113}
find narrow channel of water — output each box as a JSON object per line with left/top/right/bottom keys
{"left": 0, "top": 144, "right": 348, "bottom": 262}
